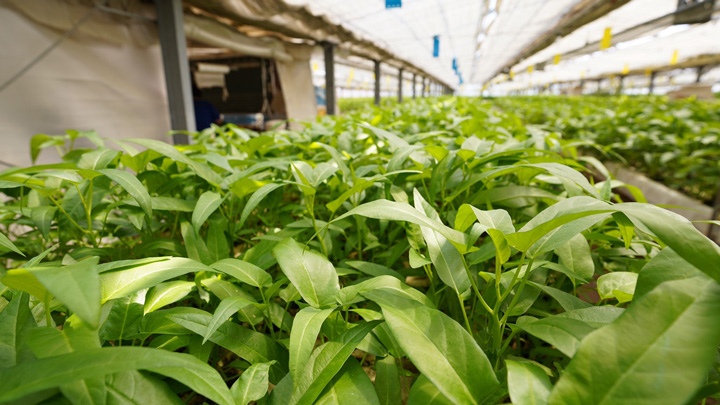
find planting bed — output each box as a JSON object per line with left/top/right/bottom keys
{"left": 494, "top": 95, "right": 720, "bottom": 204}
{"left": 1, "top": 97, "right": 719, "bottom": 404}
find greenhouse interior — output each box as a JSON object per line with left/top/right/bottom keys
{"left": 1, "top": 0, "right": 720, "bottom": 404}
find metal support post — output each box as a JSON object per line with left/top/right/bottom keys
{"left": 696, "top": 65, "right": 706, "bottom": 82}
{"left": 649, "top": 71, "right": 656, "bottom": 94}
{"left": 155, "top": 0, "right": 195, "bottom": 144}
{"left": 398, "top": 68, "right": 404, "bottom": 103}
{"left": 373, "top": 60, "right": 381, "bottom": 106}
{"left": 412, "top": 73, "right": 416, "bottom": 99}
{"left": 323, "top": 42, "right": 335, "bottom": 115}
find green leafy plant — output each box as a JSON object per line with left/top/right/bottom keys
{"left": 1, "top": 97, "right": 719, "bottom": 404}
{"left": 494, "top": 95, "right": 720, "bottom": 203}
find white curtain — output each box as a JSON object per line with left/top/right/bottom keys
{"left": 276, "top": 44, "right": 318, "bottom": 128}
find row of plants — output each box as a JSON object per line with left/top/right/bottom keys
{"left": 492, "top": 95, "right": 720, "bottom": 204}
{"left": 1, "top": 97, "right": 719, "bottom": 404}
{"left": 338, "top": 97, "right": 398, "bottom": 115}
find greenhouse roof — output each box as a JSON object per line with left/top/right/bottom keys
{"left": 492, "top": 3, "right": 720, "bottom": 93}
{"left": 280, "top": 0, "right": 634, "bottom": 87}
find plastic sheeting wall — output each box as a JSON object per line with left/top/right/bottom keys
{"left": 275, "top": 44, "right": 318, "bottom": 128}
{"left": 0, "top": 4, "right": 170, "bottom": 167}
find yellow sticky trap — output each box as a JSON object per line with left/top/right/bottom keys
{"left": 509, "top": 70, "right": 515, "bottom": 79}
{"left": 527, "top": 65, "right": 534, "bottom": 74}
{"left": 580, "top": 70, "right": 585, "bottom": 79}
{"left": 553, "top": 54, "right": 561, "bottom": 65}
{"left": 622, "top": 63, "right": 629, "bottom": 75}
{"left": 645, "top": 69, "right": 652, "bottom": 76}
{"left": 670, "top": 49, "right": 678, "bottom": 65}
{"left": 600, "top": 27, "right": 612, "bottom": 50}
{"left": 312, "top": 62, "right": 318, "bottom": 71}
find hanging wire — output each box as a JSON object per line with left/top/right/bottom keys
{"left": 0, "top": 0, "right": 108, "bottom": 94}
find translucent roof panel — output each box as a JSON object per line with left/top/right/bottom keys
{"left": 283, "top": 0, "right": 483, "bottom": 87}
{"left": 469, "top": 0, "right": 583, "bottom": 84}
{"left": 513, "top": 0, "right": 678, "bottom": 73}
{"left": 282, "top": 0, "right": 592, "bottom": 87}
{"left": 507, "top": 18, "right": 720, "bottom": 86}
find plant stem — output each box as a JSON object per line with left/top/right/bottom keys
{"left": 460, "top": 255, "right": 493, "bottom": 316}
{"left": 355, "top": 215, "right": 363, "bottom": 260}
{"left": 457, "top": 292, "right": 472, "bottom": 334}
{"left": 499, "top": 257, "right": 535, "bottom": 327}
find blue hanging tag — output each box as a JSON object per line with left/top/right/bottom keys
{"left": 386, "top": 0, "right": 402, "bottom": 9}
{"left": 433, "top": 35, "right": 439, "bottom": 57}
{"left": 452, "top": 58, "right": 458, "bottom": 71}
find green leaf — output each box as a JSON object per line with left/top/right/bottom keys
{"left": 203, "top": 296, "right": 256, "bottom": 344}
{"left": 336, "top": 275, "right": 434, "bottom": 308}
{"left": 0, "top": 292, "right": 36, "bottom": 368}
{"left": 210, "top": 258, "right": 272, "bottom": 289}
{"left": 166, "top": 310, "right": 288, "bottom": 383}
{"left": 346, "top": 261, "right": 402, "bottom": 280}
{"left": 100, "top": 257, "right": 210, "bottom": 302}
{"left": 514, "top": 307, "right": 623, "bottom": 357}
{"left": 407, "top": 375, "right": 453, "bottom": 405}
{"left": 105, "top": 371, "right": 184, "bottom": 405}
{"left": 1, "top": 268, "right": 50, "bottom": 301}
{"left": 290, "top": 320, "right": 381, "bottom": 405}
{"left": 273, "top": 238, "right": 340, "bottom": 308}
{"left": 192, "top": 191, "right": 223, "bottom": 230}
{"left": 25, "top": 322, "right": 106, "bottom": 405}
{"left": 128, "top": 138, "right": 222, "bottom": 185}
{"left": 30, "top": 257, "right": 101, "bottom": 327}
{"left": 181, "top": 221, "right": 212, "bottom": 264}
{"left": 0, "top": 232, "right": 24, "bottom": 256}
{"left": 207, "top": 218, "right": 230, "bottom": 263}
{"left": 408, "top": 248, "right": 431, "bottom": 268}
{"left": 554, "top": 234, "right": 594, "bottom": 281}
{"left": 99, "top": 168, "right": 152, "bottom": 218}
{"left": 363, "top": 291, "right": 498, "bottom": 404}
{"left": 231, "top": 361, "right": 276, "bottom": 405}
{"left": 316, "top": 359, "right": 380, "bottom": 405}
{"left": 375, "top": 356, "right": 402, "bottom": 405}
{"left": 549, "top": 277, "right": 720, "bottom": 405}
{"left": 634, "top": 248, "right": 705, "bottom": 300}
{"left": 455, "top": 204, "right": 514, "bottom": 235}
{"left": 0, "top": 347, "right": 233, "bottom": 405}
{"left": 506, "top": 360, "right": 552, "bottom": 405}
{"left": 612, "top": 212, "right": 635, "bottom": 249}
{"left": 487, "top": 228, "right": 511, "bottom": 264}
{"left": 30, "top": 206, "right": 57, "bottom": 240}
{"left": 596, "top": 272, "right": 638, "bottom": 302}
{"left": 414, "top": 189, "right": 470, "bottom": 294}
{"left": 334, "top": 200, "right": 469, "bottom": 246}
{"left": 200, "top": 277, "right": 264, "bottom": 325}
{"left": 240, "top": 183, "right": 283, "bottom": 226}
{"left": 143, "top": 281, "right": 196, "bottom": 314}
{"left": 617, "top": 204, "right": 720, "bottom": 284}
{"left": 78, "top": 149, "right": 119, "bottom": 170}
{"left": 289, "top": 307, "right": 335, "bottom": 382}
{"left": 506, "top": 197, "right": 613, "bottom": 256}
{"left": 528, "top": 282, "right": 591, "bottom": 312}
